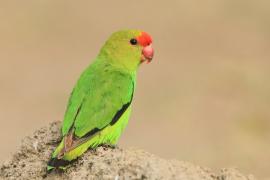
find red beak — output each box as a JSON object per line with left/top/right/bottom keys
{"left": 141, "top": 44, "right": 154, "bottom": 63}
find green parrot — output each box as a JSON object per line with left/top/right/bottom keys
{"left": 47, "top": 30, "right": 154, "bottom": 170}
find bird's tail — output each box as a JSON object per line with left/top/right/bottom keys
{"left": 47, "top": 135, "right": 95, "bottom": 171}
{"left": 47, "top": 139, "right": 74, "bottom": 171}
{"left": 47, "top": 158, "right": 74, "bottom": 171}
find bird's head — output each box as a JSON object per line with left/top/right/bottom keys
{"left": 98, "top": 30, "right": 154, "bottom": 71}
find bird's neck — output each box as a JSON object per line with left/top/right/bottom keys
{"left": 97, "top": 52, "right": 139, "bottom": 74}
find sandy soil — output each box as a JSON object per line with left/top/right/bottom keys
{"left": 0, "top": 122, "right": 256, "bottom": 180}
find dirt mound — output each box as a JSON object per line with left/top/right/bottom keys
{"left": 0, "top": 122, "right": 256, "bottom": 180}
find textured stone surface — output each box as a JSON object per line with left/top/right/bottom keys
{"left": 0, "top": 122, "right": 256, "bottom": 180}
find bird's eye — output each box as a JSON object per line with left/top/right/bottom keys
{"left": 130, "top": 38, "right": 137, "bottom": 45}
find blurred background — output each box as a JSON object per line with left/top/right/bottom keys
{"left": 0, "top": 0, "right": 270, "bottom": 179}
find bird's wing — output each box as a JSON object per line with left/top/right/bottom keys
{"left": 61, "top": 66, "right": 134, "bottom": 139}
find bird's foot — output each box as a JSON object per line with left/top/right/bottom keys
{"left": 102, "top": 144, "right": 118, "bottom": 150}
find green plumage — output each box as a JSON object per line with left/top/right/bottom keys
{"left": 48, "top": 30, "right": 144, "bottom": 170}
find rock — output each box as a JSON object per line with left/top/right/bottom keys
{"left": 0, "top": 122, "right": 256, "bottom": 180}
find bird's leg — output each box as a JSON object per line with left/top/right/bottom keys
{"left": 102, "top": 144, "right": 118, "bottom": 149}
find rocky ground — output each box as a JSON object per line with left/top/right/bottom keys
{"left": 0, "top": 122, "right": 257, "bottom": 180}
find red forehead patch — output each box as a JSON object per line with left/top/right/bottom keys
{"left": 137, "top": 32, "right": 152, "bottom": 47}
